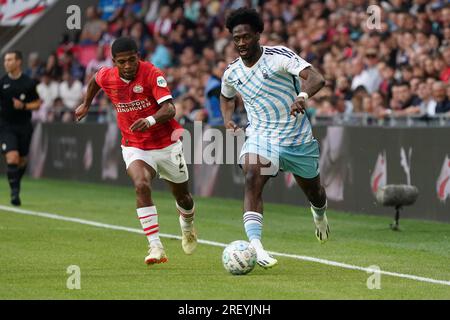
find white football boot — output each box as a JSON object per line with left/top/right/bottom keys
{"left": 181, "top": 229, "right": 198, "bottom": 255}
{"left": 251, "top": 239, "right": 278, "bottom": 269}
{"left": 312, "top": 209, "right": 330, "bottom": 243}
{"left": 145, "top": 243, "right": 168, "bottom": 265}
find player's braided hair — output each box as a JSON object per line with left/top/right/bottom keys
{"left": 225, "top": 7, "right": 264, "bottom": 34}
{"left": 111, "top": 37, "right": 138, "bottom": 57}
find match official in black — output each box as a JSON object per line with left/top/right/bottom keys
{"left": 0, "top": 51, "right": 41, "bottom": 206}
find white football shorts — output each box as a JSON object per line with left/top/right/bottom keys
{"left": 121, "top": 140, "right": 188, "bottom": 184}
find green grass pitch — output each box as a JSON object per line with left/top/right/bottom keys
{"left": 0, "top": 177, "right": 449, "bottom": 299}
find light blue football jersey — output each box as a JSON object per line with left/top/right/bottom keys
{"left": 221, "top": 46, "right": 313, "bottom": 146}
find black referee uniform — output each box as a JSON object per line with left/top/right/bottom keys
{"left": 0, "top": 73, "right": 39, "bottom": 205}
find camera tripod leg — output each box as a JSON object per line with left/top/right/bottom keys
{"left": 390, "top": 205, "right": 401, "bottom": 231}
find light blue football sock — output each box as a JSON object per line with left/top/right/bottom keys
{"left": 243, "top": 211, "right": 263, "bottom": 241}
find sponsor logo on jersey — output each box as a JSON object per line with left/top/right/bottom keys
{"left": 3, "top": 84, "right": 10, "bottom": 89}
{"left": 115, "top": 98, "right": 152, "bottom": 113}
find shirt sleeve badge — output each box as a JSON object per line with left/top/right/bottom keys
{"left": 156, "top": 76, "right": 167, "bottom": 88}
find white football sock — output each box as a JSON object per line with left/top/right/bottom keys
{"left": 250, "top": 239, "right": 265, "bottom": 254}
{"left": 176, "top": 202, "right": 195, "bottom": 232}
{"left": 137, "top": 206, "right": 161, "bottom": 247}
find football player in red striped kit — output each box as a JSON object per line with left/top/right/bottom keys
{"left": 75, "top": 37, "right": 197, "bottom": 265}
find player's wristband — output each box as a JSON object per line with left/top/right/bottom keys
{"left": 297, "top": 92, "right": 309, "bottom": 100}
{"left": 145, "top": 116, "right": 156, "bottom": 127}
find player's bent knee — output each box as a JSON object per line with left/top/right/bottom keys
{"left": 134, "top": 180, "right": 151, "bottom": 195}
{"left": 244, "top": 170, "right": 265, "bottom": 188}
{"left": 244, "top": 170, "right": 257, "bottom": 184}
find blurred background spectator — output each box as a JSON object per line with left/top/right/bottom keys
{"left": 25, "top": 0, "right": 450, "bottom": 124}
{"left": 59, "top": 72, "right": 83, "bottom": 120}
{"left": 35, "top": 73, "right": 59, "bottom": 122}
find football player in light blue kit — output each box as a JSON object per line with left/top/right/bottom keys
{"left": 220, "top": 7, "right": 330, "bottom": 269}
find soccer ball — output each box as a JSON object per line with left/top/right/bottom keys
{"left": 222, "top": 240, "right": 257, "bottom": 275}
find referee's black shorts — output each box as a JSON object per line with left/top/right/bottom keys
{"left": 0, "top": 122, "right": 33, "bottom": 156}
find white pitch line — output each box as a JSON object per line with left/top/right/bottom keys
{"left": 1, "top": 205, "right": 449, "bottom": 287}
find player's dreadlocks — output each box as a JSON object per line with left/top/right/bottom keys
{"left": 225, "top": 7, "right": 264, "bottom": 34}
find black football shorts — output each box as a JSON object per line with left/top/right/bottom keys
{"left": 0, "top": 123, "right": 33, "bottom": 156}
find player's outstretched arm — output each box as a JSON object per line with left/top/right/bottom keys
{"left": 75, "top": 76, "right": 101, "bottom": 121}
{"left": 220, "top": 94, "right": 239, "bottom": 131}
{"left": 290, "top": 66, "right": 325, "bottom": 116}
{"left": 129, "top": 99, "right": 176, "bottom": 132}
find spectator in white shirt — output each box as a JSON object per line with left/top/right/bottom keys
{"left": 153, "top": 5, "right": 172, "bottom": 37}
{"left": 35, "top": 73, "right": 59, "bottom": 122}
{"left": 417, "top": 82, "right": 437, "bottom": 116}
{"left": 350, "top": 57, "right": 365, "bottom": 90}
{"left": 59, "top": 72, "right": 83, "bottom": 111}
{"left": 351, "top": 48, "right": 383, "bottom": 94}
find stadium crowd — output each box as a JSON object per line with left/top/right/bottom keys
{"left": 22, "top": 0, "right": 450, "bottom": 125}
